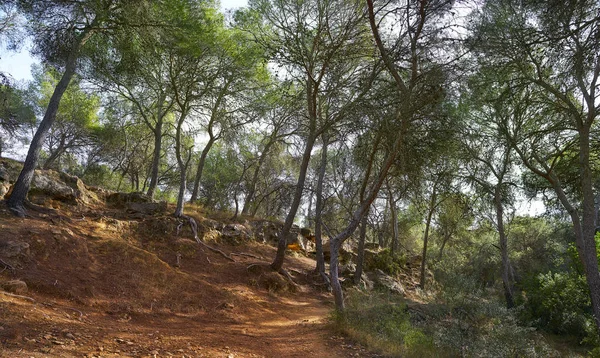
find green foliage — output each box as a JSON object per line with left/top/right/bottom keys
{"left": 520, "top": 271, "right": 592, "bottom": 339}
{"left": 430, "top": 300, "right": 557, "bottom": 357}
{"left": 334, "top": 292, "right": 436, "bottom": 357}
{"left": 365, "top": 248, "right": 406, "bottom": 277}
{"left": 80, "top": 164, "right": 122, "bottom": 191}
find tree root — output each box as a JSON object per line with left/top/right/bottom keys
{"left": 197, "top": 239, "right": 235, "bottom": 262}
{"left": 231, "top": 252, "right": 262, "bottom": 260}
{"left": 178, "top": 214, "right": 235, "bottom": 262}
{"left": 0, "top": 290, "right": 36, "bottom": 302}
{"left": 0, "top": 259, "right": 15, "bottom": 273}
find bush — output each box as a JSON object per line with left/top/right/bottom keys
{"left": 365, "top": 248, "right": 406, "bottom": 276}
{"left": 334, "top": 292, "right": 436, "bottom": 357}
{"left": 519, "top": 271, "right": 594, "bottom": 340}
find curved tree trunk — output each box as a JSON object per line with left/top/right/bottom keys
{"left": 7, "top": 39, "right": 85, "bottom": 216}
{"left": 242, "top": 140, "right": 274, "bottom": 215}
{"left": 189, "top": 136, "right": 215, "bottom": 202}
{"left": 271, "top": 133, "right": 317, "bottom": 271}
{"left": 146, "top": 115, "right": 163, "bottom": 199}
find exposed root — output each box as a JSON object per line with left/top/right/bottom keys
{"left": 231, "top": 252, "right": 263, "bottom": 260}
{"left": 178, "top": 214, "right": 235, "bottom": 262}
{"left": 277, "top": 268, "right": 301, "bottom": 289}
{"left": 63, "top": 306, "right": 84, "bottom": 319}
{"left": 197, "top": 240, "right": 236, "bottom": 262}
{"left": 0, "top": 258, "right": 15, "bottom": 273}
{"left": 0, "top": 290, "right": 36, "bottom": 303}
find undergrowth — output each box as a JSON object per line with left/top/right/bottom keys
{"left": 333, "top": 290, "right": 560, "bottom": 357}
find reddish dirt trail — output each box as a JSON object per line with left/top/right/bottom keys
{"left": 0, "top": 205, "right": 376, "bottom": 358}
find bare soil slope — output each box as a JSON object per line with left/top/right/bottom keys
{"left": 0, "top": 200, "right": 376, "bottom": 358}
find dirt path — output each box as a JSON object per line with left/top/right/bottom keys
{"left": 1, "top": 284, "right": 373, "bottom": 358}
{"left": 0, "top": 207, "right": 378, "bottom": 358}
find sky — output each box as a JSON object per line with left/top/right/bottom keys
{"left": 0, "top": 0, "right": 249, "bottom": 82}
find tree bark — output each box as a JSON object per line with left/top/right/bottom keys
{"left": 8, "top": 37, "right": 86, "bottom": 215}
{"left": 189, "top": 136, "right": 215, "bottom": 202}
{"left": 495, "top": 185, "right": 514, "bottom": 308}
{"left": 242, "top": 139, "right": 275, "bottom": 215}
{"left": 174, "top": 110, "right": 190, "bottom": 218}
{"left": 271, "top": 132, "right": 317, "bottom": 271}
{"left": 146, "top": 93, "right": 167, "bottom": 199}
{"left": 353, "top": 213, "right": 368, "bottom": 285}
{"left": 314, "top": 135, "right": 329, "bottom": 275}
{"left": 419, "top": 188, "right": 437, "bottom": 290}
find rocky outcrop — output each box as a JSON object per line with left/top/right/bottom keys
{"left": 29, "top": 170, "right": 101, "bottom": 205}
{"left": 367, "top": 269, "right": 406, "bottom": 295}
{"left": 0, "top": 165, "right": 9, "bottom": 199}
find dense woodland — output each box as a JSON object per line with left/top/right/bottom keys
{"left": 1, "top": 0, "right": 599, "bottom": 355}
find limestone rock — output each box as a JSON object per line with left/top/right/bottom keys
{"left": 0, "top": 182, "right": 9, "bottom": 199}
{"left": 221, "top": 223, "right": 253, "bottom": 244}
{"left": 29, "top": 170, "right": 100, "bottom": 205}
{"left": 126, "top": 201, "right": 167, "bottom": 215}
{"left": 368, "top": 269, "right": 405, "bottom": 295}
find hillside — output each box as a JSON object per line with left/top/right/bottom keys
{"left": 0, "top": 163, "right": 380, "bottom": 358}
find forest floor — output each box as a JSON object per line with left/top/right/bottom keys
{"left": 0, "top": 199, "right": 380, "bottom": 358}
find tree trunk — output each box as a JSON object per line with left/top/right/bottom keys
{"left": 495, "top": 185, "right": 514, "bottom": 308}
{"left": 174, "top": 110, "right": 190, "bottom": 218}
{"left": 8, "top": 46, "right": 81, "bottom": 215}
{"left": 353, "top": 213, "right": 368, "bottom": 285}
{"left": 389, "top": 190, "right": 399, "bottom": 255}
{"left": 271, "top": 133, "right": 317, "bottom": 271}
{"left": 146, "top": 100, "right": 165, "bottom": 199}
{"left": 190, "top": 137, "right": 215, "bottom": 202}
{"left": 419, "top": 189, "right": 436, "bottom": 290}
{"left": 576, "top": 127, "right": 600, "bottom": 333}
{"left": 242, "top": 140, "right": 275, "bottom": 215}
{"left": 314, "top": 136, "right": 329, "bottom": 275}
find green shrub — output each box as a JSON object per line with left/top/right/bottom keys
{"left": 365, "top": 248, "right": 406, "bottom": 276}
{"left": 334, "top": 292, "right": 436, "bottom": 357}
{"left": 519, "top": 271, "right": 593, "bottom": 340}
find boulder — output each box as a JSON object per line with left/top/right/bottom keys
{"left": 0, "top": 182, "right": 9, "bottom": 199}
{"left": 106, "top": 192, "right": 152, "bottom": 207}
{"left": 368, "top": 269, "right": 405, "bottom": 295}
{"left": 221, "top": 223, "right": 253, "bottom": 244}
{"left": 126, "top": 201, "right": 167, "bottom": 215}
{"left": 29, "top": 170, "right": 101, "bottom": 205}
{"left": 0, "top": 280, "right": 28, "bottom": 294}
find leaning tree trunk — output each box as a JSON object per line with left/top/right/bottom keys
{"left": 146, "top": 109, "right": 164, "bottom": 199}
{"left": 7, "top": 38, "right": 87, "bottom": 216}
{"left": 330, "top": 131, "right": 402, "bottom": 311}
{"left": 242, "top": 139, "right": 275, "bottom": 215}
{"left": 189, "top": 137, "right": 215, "bottom": 202}
{"left": 271, "top": 133, "right": 317, "bottom": 271}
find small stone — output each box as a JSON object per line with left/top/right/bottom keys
{"left": 65, "top": 333, "right": 75, "bottom": 339}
